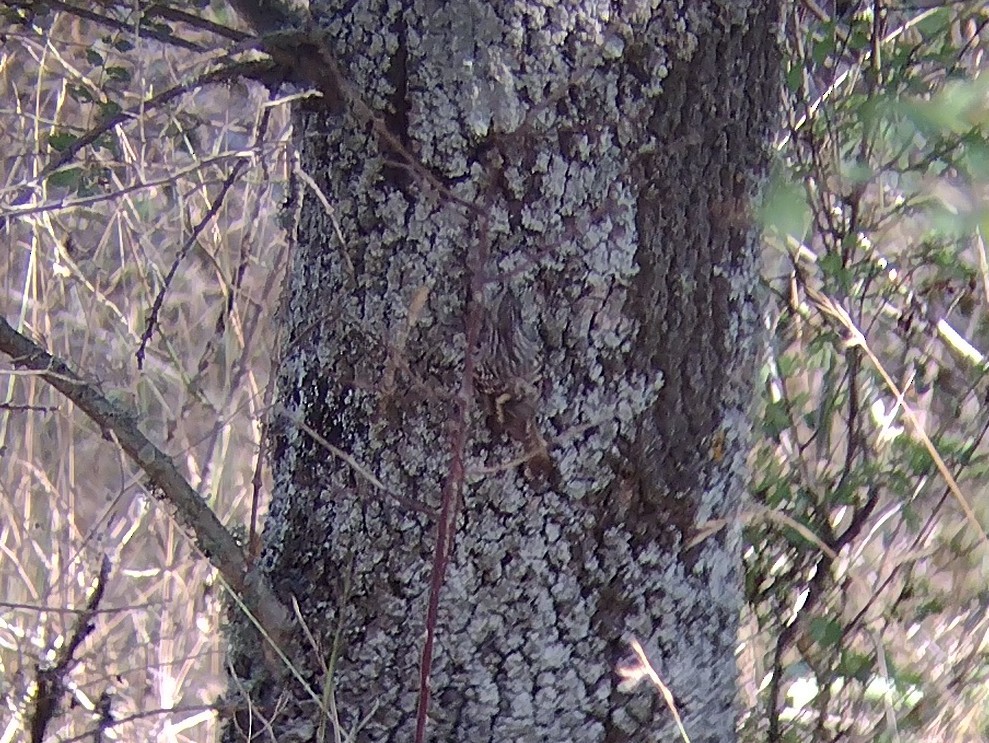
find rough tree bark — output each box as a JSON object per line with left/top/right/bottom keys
{"left": 227, "top": 1, "right": 780, "bottom": 741}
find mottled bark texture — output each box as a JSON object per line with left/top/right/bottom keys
{"left": 228, "top": 1, "right": 779, "bottom": 741}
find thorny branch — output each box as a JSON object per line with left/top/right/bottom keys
{"left": 136, "top": 158, "right": 249, "bottom": 368}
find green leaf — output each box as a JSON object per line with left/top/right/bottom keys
{"left": 809, "top": 616, "right": 843, "bottom": 648}
{"left": 763, "top": 399, "right": 791, "bottom": 439}
{"left": 811, "top": 33, "right": 835, "bottom": 67}
{"left": 785, "top": 64, "right": 803, "bottom": 94}
{"left": 838, "top": 650, "right": 873, "bottom": 682}
{"left": 47, "top": 132, "right": 77, "bottom": 152}
{"left": 106, "top": 66, "right": 131, "bottom": 83}
{"left": 907, "top": 441, "right": 934, "bottom": 475}
{"left": 92, "top": 133, "right": 115, "bottom": 154}
{"left": 845, "top": 24, "right": 871, "bottom": 54}
{"left": 46, "top": 167, "right": 83, "bottom": 188}
{"left": 98, "top": 100, "right": 122, "bottom": 120}
{"left": 776, "top": 353, "right": 800, "bottom": 377}
{"left": 914, "top": 6, "right": 951, "bottom": 38}
{"left": 780, "top": 517, "right": 820, "bottom": 549}
{"left": 760, "top": 175, "right": 810, "bottom": 239}
{"left": 67, "top": 83, "right": 95, "bottom": 103}
{"left": 818, "top": 251, "right": 852, "bottom": 294}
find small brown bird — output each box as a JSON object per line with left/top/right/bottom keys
{"left": 474, "top": 286, "right": 558, "bottom": 484}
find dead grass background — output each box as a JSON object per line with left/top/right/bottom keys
{"left": 0, "top": 7, "right": 290, "bottom": 739}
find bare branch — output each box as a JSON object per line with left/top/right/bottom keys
{"left": 28, "top": 557, "right": 111, "bottom": 743}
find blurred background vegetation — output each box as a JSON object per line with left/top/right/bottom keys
{"left": 746, "top": 2, "right": 989, "bottom": 740}
{"left": 1, "top": 1, "right": 989, "bottom": 741}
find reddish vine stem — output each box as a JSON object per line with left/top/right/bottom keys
{"left": 413, "top": 165, "right": 498, "bottom": 738}
{"left": 413, "top": 285, "right": 483, "bottom": 743}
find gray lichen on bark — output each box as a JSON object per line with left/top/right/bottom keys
{"left": 226, "top": 1, "right": 780, "bottom": 741}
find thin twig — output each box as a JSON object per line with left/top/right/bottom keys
{"left": 290, "top": 415, "right": 436, "bottom": 519}
{"left": 5, "top": 0, "right": 208, "bottom": 51}
{"left": 617, "top": 638, "right": 691, "bottom": 743}
{"left": 136, "top": 160, "right": 247, "bottom": 367}
{"left": 145, "top": 3, "right": 249, "bottom": 42}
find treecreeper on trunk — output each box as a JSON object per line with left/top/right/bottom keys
{"left": 474, "top": 285, "right": 558, "bottom": 485}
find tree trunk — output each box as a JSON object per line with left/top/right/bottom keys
{"left": 227, "top": 2, "right": 780, "bottom": 741}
